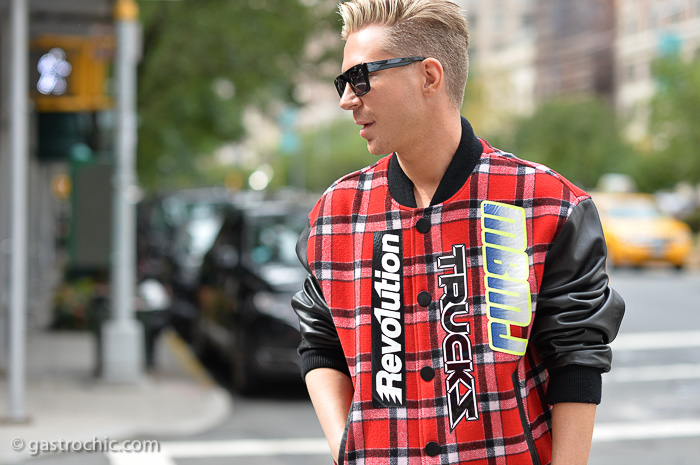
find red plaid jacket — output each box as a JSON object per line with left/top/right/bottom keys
{"left": 293, "top": 118, "right": 624, "bottom": 465}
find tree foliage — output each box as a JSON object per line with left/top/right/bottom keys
{"left": 639, "top": 56, "right": 700, "bottom": 192}
{"left": 510, "top": 97, "right": 636, "bottom": 190}
{"left": 136, "top": 0, "right": 329, "bottom": 190}
{"left": 270, "top": 118, "right": 377, "bottom": 193}
{"left": 460, "top": 70, "right": 519, "bottom": 149}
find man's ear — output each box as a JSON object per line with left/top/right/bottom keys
{"left": 421, "top": 58, "right": 444, "bottom": 97}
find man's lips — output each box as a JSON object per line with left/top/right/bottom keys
{"left": 356, "top": 121, "right": 374, "bottom": 137}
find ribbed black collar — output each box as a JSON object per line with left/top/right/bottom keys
{"left": 387, "top": 117, "right": 483, "bottom": 208}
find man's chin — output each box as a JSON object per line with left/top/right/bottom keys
{"left": 366, "top": 141, "right": 391, "bottom": 156}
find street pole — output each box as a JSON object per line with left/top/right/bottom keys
{"left": 101, "top": 0, "right": 144, "bottom": 383}
{"left": 6, "top": 0, "right": 29, "bottom": 422}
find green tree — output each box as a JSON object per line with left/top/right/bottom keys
{"left": 511, "top": 97, "right": 636, "bottom": 190}
{"left": 271, "top": 119, "right": 377, "bottom": 193}
{"left": 640, "top": 56, "right": 700, "bottom": 191}
{"left": 460, "top": 70, "right": 518, "bottom": 149}
{"left": 136, "top": 0, "right": 332, "bottom": 190}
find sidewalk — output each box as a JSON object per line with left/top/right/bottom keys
{"left": 0, "top": 327, "right": 232, "bottom": 464}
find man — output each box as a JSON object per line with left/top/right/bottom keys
{"left": 292, "top": 1, "right": 625, "bottom": 464}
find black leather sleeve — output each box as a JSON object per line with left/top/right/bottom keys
{"left": 531, "top": 198, "right": 625, "bottom": 404}
{"left": 291, "top": 221, "right": 350, "bottom": 379}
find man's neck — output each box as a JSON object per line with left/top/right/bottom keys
{"left": 394, "top": 112, "right": 462, "bottom": 208}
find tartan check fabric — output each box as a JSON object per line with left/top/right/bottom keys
{"left": 305, "top": 140, "right": 589, "bottom": 465}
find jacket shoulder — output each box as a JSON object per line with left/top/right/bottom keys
{"left": 309, "top": 155, "right": 390, "bottom": 222}
{"left": 483, "top": 146, "right": 590, "bottom": 208}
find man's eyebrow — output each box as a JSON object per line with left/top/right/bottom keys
{"left": 341, "top": 62, "right": 359, "bottom": 73}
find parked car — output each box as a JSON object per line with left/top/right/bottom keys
{"left": 137, "top": 188, "right": 235, "bottom": 339}
{"left": 193, "top": 195, "right": 313, "bottom": 393}
{"left": 592, "top": 192, "right": 693, "bottom": 270}
{"left": 168, "top": 211, "right": 225, "bottom": 340}
{"left": 137, "top": 187, "right": 234, "bottom": 281}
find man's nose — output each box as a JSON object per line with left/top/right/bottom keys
{"left": 339, "top": 84, "right": 361, "bottom": 110}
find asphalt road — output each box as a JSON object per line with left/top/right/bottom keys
{"left": 588, "top": 267, "right": 700, "bottom": 465}
{"left": 160, "top": 266, "right": 700, "bottom": 465}
{"left": 23, "top": 266, "right": 700, "bottom": 464}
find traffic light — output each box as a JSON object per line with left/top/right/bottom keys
{"left": 36, "top": 112, "right": 96, "bottom": 161}
{"left": 31, "top": 34, "right": 114, "bottom": 112}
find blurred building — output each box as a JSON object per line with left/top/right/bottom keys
{"left": 463, "top": 0, "right": 617, "bottom": 128}
{"left": 615, "top": 0, "right": 700, "bottom": 139}
{"left": 463, "top": 0, "right": 700, "bottom": 140}
{"left": 461, "top": 0, "right": 537, "bottom": 132}
{"left": 534, "top": 0, "right": 616, "bottom": 103}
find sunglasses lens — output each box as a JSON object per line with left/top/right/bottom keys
{"left": 348, "top": 67, "right": 368, "bottom": 96}
{"left": 336, "top": 65, "right": 370, "bottom": 98}
{"left": 334, "top": 76, "right": 347, "bottom": 97}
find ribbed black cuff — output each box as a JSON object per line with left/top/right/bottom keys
{"left": 547, "top": 365, "right": 603, "bottom": 405}
{"left": 300, "top": 348, "right": 350, "bottom": 379}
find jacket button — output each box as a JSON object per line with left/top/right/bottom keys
{"left": 417, "top": 291, "right": 431, "bottom": 307}
{"left": 424, "top": 441, "right": 440, "bottom": 457}
{"left": 420, "top": 366, "right": 435, "bottom": 381}
{"left": 415, "top": 217, "right": 430, "bottom": 233}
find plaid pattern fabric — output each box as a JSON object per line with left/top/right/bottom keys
{"left": 305, "top": 140, "right": 589, "bottom": 465}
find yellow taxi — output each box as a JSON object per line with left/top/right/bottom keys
{"left": 591, "top": 192, "right": 693, "bottom": 270}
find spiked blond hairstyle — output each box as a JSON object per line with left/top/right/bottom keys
{"left": 339, "top": 0, "right": 469, "bottom": 109}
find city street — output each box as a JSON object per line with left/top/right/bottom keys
{"left": 19, "top": 266, "right": 700, "bottom": 465}
{"left": 3, "top": 1, "right": 700, "bottom": 465}
{"left": 588, "top": 267, "right": 700, "bottom": 465}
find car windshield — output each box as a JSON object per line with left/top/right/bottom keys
{"left": 608, "top": 201, "right": 662, "bottom": 219}
{"left": 162, "top": 198, "right": 228, "bottom": 228}
{"left": 248, "top": 213, "right": 307, "bottom": 266}
{"left": 173, "top": 215, "right": 224, "bottom": 261}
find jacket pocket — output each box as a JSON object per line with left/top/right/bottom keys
{"left": 512, "top": 370, "right": 542, "bottom": 465}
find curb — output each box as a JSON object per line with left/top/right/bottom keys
{"left": 0, "top": 329, "right": 233, "bottom": 463}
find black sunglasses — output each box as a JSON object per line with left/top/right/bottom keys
{"left": 334, "top": 56, "right": 426, "bottom": 98}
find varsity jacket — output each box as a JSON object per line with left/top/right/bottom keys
{"left": 292, "top": 117, "right": 625, "bottom": 465}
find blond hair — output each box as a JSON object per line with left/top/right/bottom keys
{"left": 339, "top": 0, "right": 469, "bottom": 109}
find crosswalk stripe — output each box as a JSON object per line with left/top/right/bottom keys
{"left": 611, "top": 330, "right": 700, "bottom": 351}
{"left": 605, "top": 363, "right": 700, "bottom": 383}
{"left": 106, "top": 451, "right": 176, "bottom": 465}
{"left": 594, "top": 419, "right": 700, "bottom": 442}
{"left": 160, "top": 438, "right": 329, "bottom": 458}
